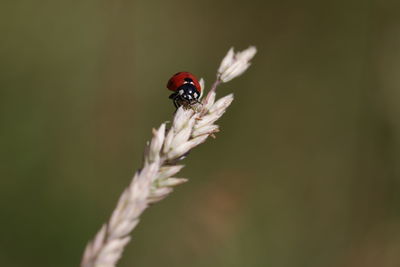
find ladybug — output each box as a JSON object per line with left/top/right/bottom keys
{"left": 167, "top": 72, "right": 202, "bottom": 108}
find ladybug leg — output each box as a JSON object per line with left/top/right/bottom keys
{"left": 173, "top": 96, "right": 181, "bottom": 109}
{"left": 169, "top": 93, "right": 180, "bottom": 109}
{"left": 173, "top": 99, "right": 179, "bottom": 109}
{"left": 169, "top": 92, "right": 177, "bottom": 99}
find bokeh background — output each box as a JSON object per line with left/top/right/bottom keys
{"left": 2, "top": 0, "right": 400, "bottom": 266}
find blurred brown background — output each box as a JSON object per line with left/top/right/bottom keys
{"left": 1, "top": 0, "right": 400, "bottom": 266}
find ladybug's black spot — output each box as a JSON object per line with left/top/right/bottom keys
{"left": 184, "top": 78, "right": 193, "bottom": 83}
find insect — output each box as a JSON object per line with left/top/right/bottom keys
{"left": 167, "top": 72, "right": 202, "bottom": 108}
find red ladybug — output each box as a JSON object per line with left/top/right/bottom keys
{"left": 167, "top": 72, "right": 202, "bottom": 108}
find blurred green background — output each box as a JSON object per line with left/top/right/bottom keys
{"left": 1, "top": 0, "right": 400, "bottom": 266}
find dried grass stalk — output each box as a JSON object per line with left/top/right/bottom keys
{"left": 81, "top": 46, "right": 257, "bottom": 267}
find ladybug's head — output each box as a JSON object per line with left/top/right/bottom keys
{"left": 177, "top": 83, "right": 200, "bottom": 102}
